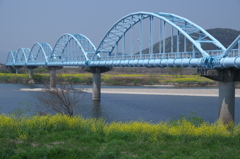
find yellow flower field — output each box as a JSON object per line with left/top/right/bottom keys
{"left": 0, "top": 114, "right": 239, "bottom": 141}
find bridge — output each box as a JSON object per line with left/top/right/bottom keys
{"left": 5, "top": 12, "right": 240, "bottom": 124}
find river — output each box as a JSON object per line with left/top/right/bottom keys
{"left": 1, "top": 83, "right": 240, "bottom": 123}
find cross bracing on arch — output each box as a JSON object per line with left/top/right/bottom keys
{"left": 5, "top": 11, "right": 240, "bottom": 69}
{"left": 94, "top": 11, "right": 226, "bottom": 61}
{"left": 15, "top": 48, "right": 30, "bottom": 65}
{"left": 6, "top": 51, "right": 17, "bottom": 65}
{"left": 220, "top": 35, "right": 240, "bottom": 58}
{"left": 50, "top": 33, "right": 96, "bottom": 63}
{"left": 27, "top": 43, "right": 52, "bottom": 65}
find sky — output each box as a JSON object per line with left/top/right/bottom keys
{"left": 0, "top": 0, "right": 240, "bottom": 63}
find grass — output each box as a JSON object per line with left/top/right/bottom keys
{"left": 101, "top": 74, "right": 214, "bottom": 86}
{"left": 0, "top": 72, "right": 215, "bottom": 86}
{"left": 1, "top": 114, "right": 240, "bottom": 158}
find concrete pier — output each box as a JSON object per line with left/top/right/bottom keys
{"left": 92, "top": 68, "right": 101, "bottom": 100}
{"left": 14, "top": 66, "right": 23, "bottom": 74}
{"left": 26, "top": 66, "right": 38, "bottom": 84}
{"left": 16, "top": 68, "right": 19, "bottom": 74}
{"left": 219, "top": 81, "right": 235, "bottom": 124}
{"left": 83, "top": 66, "right": 112, "bottom": 101}
{"left": 50, "top": 69, "right": 57, "bottom": 88}
{"left": 27, "top": 66, "right": 37, "bottom": 79}
{"left": 29, "top": 69, "right": 33, "bottom": 79}
{"left": 198, "top": 68, "right": 240, "bottom": 124}
{"left": 48, "top": 66, "right": 63, "bottom": 89}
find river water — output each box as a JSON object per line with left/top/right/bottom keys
{"left": 1, "top": 83, "right": 240, "bottom": 123}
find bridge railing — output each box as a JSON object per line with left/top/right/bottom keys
{"left": 226, "top": 49, "right": 239, "bottom": 57}
{"left": 61, "top": 57, "right": 85, "bottom": 62}
{"left": 206, "top": 49, "right": 239, "bottom": 57}
{"left": 97, "top": 51, "right": 203, "bottom": 61}
{"left": 206, "top": 50, "right": 223, "bottom": 56}
{"left": 95, "top": 49, "right": 238, "bottom": 62}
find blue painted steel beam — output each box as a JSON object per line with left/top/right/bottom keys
{"left": 95, "top": 12, "right": 226, "bottom": 59}
{"left": 221, "top": 36, "right": 240, "bottom": 57}
{"left": 28, "top": 43, "right": 52, "bottom": 64}
{"left": 15, "top": 48, "right": 30, "bottom": 64}
{"left": 6, "top": 51, "right": 17, "bottom": 64}
{"left": 5, "top": 12, "right": 240, "bottom": 71}
{"left": 6, "top": 51, "right": 240, "bottom": 69}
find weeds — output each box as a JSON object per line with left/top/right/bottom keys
{"left": 0, "top": 113, "right": 236, "bottom": 140}
{"left": 1, "top": 114, "right": 240, "bottom": 158}
{"left": 0, "top": 73, "right": 215, "bottom": 86}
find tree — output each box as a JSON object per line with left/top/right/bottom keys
{"left": 0, "top": 64, "right": 11, "bottom": 73}
{"left": 167, "top": 67, "right": 184, "bottom": 78}
{"left": 36, "top": 81, "right": 85, "bottom": 116}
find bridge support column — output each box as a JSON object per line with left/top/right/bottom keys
{"left": 82, "top": 66, "right": 112, "bottom": 101}
{"left": 27, "top": 66, "right": 38, "bottom": 84}
{"left": 27, "top": 66, "right": 38, "bottom": 78}
{"left": 219, "top": 81, "right": 235, "bottom": 123}
{"left": 50, "top": 69, "right": 56, "bottom": 88}
{"left": 16, "top": 68, "right": 19, "bottom": 74}
{"left": 92, "top": 68, "right": 101, "bottom": 101}
{"left": 14, "top": 66, "right": 22, "bottom": 74}
{"left": 198, "top": 68, "right": 240, "bottom": 124}
{"left": 47, "top": 66, "right": 63, "bottom": 89}
{"left": 29, "top": 69, "right": 33, "bottom": 79}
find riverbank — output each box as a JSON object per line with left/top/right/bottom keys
{"left": 86, "top": 88, "right": 240, "bottom": 97}
{"left": 19, "top": 87, "right": 240, "bottom": 97}
{"left": 0, "top": 114, "right": 240, "bottom": 158}
{"left": 0, "top": 73, "right": 219, "bottom": 87}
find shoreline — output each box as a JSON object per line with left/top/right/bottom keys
{"left": 18, "top": 87, "right": 240, "bottom": 97}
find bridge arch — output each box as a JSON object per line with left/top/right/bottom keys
{"left": 50, "top": 34, "right": 96, "bottom": 63}
{"left": 6, "top": 51, "right": 17, "bottom": 65}
{"left": 15, "top": 48, "right": 30, "bottom": 64}
{"left": 28, "top": 43, "right": 52, "bottom": 65}
{"left": 95, "top": 12, "right": 226, "bottom": 60}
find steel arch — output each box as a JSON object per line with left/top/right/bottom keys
{"left": 220, "top": 35, "right": 240, "bottom": 58}
{"left": 50, "top": 33, "right": 96, "bottom": 62}
{"left": 95, "top": 11, "right": 226, "bottom": 59}
{"left": 6, "top": 51, "right": 17, "bottom": 65}
{"left": 15, "top": 48, "right": 30, "bottom": 64}
{"left": 28, "top": 43, "right": 52, "bottom": 64}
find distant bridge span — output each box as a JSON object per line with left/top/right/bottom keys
{"left": 5, "top": 11, "right": 240, "bottom": 124}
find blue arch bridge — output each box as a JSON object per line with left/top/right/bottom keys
{"left": 5, "top": 12, "right": 240, "bottom": 123}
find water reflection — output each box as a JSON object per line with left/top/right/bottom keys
{"left": 2, "top": 83, "right": 240, "bottom": 123}
{"left": 91, "top": 101, "right": 103, "bottom": 118}
{"left": 88, "top": 100, "right": 113, "bottom": 122}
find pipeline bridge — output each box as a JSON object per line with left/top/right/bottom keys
{"left": 5, "top": 12, "right": 240, "bottom": 123}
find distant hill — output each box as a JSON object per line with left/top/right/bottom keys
{"left": 140, "top": 28, "right": 240, "bottom": 54}
{"left": 207, "top": 28, "right": 240, "bottom": 48}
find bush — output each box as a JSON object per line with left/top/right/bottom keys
{"left": 33, "top": 74, "right": 49, "bottom": 83}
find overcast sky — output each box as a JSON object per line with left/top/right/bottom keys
{"left": 0, "top": 0, "right": 239, "bottom": 63}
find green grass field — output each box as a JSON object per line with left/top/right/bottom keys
{"left": 0, "top": 114, "right": 240, "bottom": 158}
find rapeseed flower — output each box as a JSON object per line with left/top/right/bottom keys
{"left": 0, "top": 114, "right": 238, "bottom": 140}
